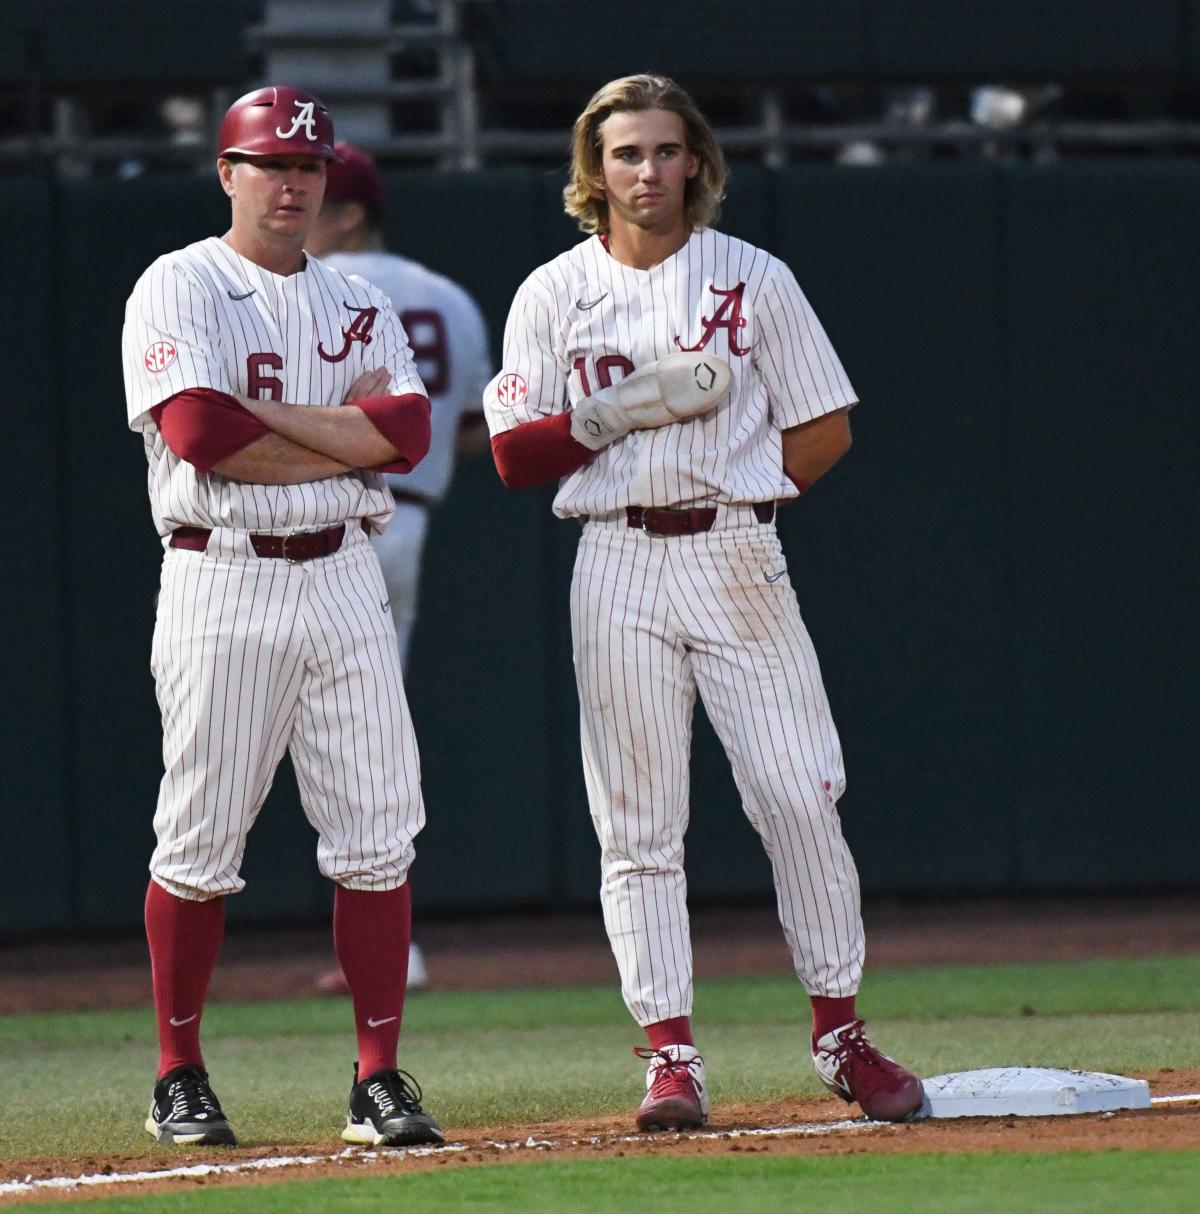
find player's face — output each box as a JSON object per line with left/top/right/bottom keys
{"left": 597, "top": 108, "right": 699, "bottom": 235}
{"left": 219, "top": 154, "right": 327, "bottom": 243}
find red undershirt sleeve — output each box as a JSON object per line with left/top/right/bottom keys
{"left": 491, "top": 412, "right": 595, "bottom": 491}
{"left": 353, "top": 393, "right": 432, "bottom": 474}
{"left": 150, "top": 389, "right": 271, "bottom": 475}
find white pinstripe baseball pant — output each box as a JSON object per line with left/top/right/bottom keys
{"left": 570, "top": 507, "right": 864, "bottom": 1025}
{"left": 149, "top": 524, "right": 424, "bottom": 899}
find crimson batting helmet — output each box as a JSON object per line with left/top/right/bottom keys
{"left": 323, "top": 142, "right": 384, "bottom": 220}
{"left": 218, "top": 86, "right": 340, "bottom": 161}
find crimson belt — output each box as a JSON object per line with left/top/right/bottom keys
{"left": 169, "top": 523, "right": 349, "bottom": 561}
{"left": 623, "top": 502, "right": 775, "bottom": 536}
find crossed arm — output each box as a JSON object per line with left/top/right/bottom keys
{"left": 156, "top": 369, "right": 431, "bottom": 485}
{"left": 219, "top": 368, "right": 396, "bottom": 483}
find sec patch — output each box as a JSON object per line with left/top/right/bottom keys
{"left": 145, "top": 341, "right": 177, "bottom": 373}
{"left": 496, "top": 372, "right": 528, "bottom": 408}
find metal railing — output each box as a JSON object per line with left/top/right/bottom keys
{"left": 2, "top": 0, "right": 1199, "bottom": 173}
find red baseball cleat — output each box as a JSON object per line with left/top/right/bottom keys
{"left": 812, "top": 1019, "right": 925, "bottom": 1122}
{"left": 634, "top": 1044, "right": 709, "bottom": 1131}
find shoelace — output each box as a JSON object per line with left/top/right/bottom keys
{"left": 167, "top": 1073, "right": 220, "bottom": 1119}
{"left": 822, "top": 1020, "right": 886, "bottom": 1070}
{"left": 633, "top": 1047, "right": 703, "bottom": 1095}
{"left": 366, "top": 1069, "right": 425, "bottom": 1117}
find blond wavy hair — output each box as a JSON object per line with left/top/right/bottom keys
{"left": 564, "top": 74, "right": 727, "bottom": 235}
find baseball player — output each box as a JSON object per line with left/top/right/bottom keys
{"left": 122, "top": 86, "right": 443, "bottom": 1149}
{"left": 304, "top": 141, "right": 493, "bottom": 996}
{"left": 482, "top": 74, "right": 924, "bottom": 1130}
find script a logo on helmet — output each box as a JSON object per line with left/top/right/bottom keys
{"left": 276, "top": 100, "right": 319, "bottom": 142}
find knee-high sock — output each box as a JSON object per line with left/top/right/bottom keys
{"left": 811, "top": 994, "right": 857, "bottom": 1042}
{"left": 334, "top": 883, "right": 411, "bottom": 1080}
{"left": 145, "top": 879, "right": 225, "bottom": 1079}
{"left": 645, "top": 1016, "right": 694, "bottom": 1049}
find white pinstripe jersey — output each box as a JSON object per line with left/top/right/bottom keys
{"left": 123, "top": 236, "right": 426, "bottom": 537}
{"left": 483, "top": 228, "right": 857, "bottom": 518}
{"left": 321, "top": 250, "right": 491, "bottom": 504}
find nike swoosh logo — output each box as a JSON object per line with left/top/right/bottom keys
{"left": 576, "top": 293, "right": 607, "bottom": 311}
{"left": 381, "top": 599, "right": 390, "bottom": 611}
{"left": 227, "top": 288, "right": 255, "bottom": 301}
{"left": 765, "top": 569, "right": 786, "bottom": 583}
{"left": 169, "top": 1014, "right": 198, "bottom": 1027}
{"left": 367, "top": 1015, "right": 398, "bottom": 1028}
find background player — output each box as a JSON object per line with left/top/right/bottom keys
{"left": 122, "top": 85, "right": 443, "bottom": 1149}
{"left": 306, "top": 141, "right": 492, "bottom": 671}
{"left": 305, "top": 144, "right": 492, "bottom": 995}
{"left": 482, "top": 74, "right": 924, "bottom": 1130}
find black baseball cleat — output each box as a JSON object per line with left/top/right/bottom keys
{"left": 145, "top": 1065, "right": 237, "bottom": 1146}
{"left": 342, "top": 1066, "right": 445, "bottom": 1147}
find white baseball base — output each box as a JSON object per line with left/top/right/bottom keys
{"left": 919, "top": 1067, "right": 1150, "bottom": 1118}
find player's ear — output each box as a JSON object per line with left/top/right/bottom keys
{"left": 685, "top": 151, "right": 700, "bottom": 180}
{"left": 217, "top": 158, "right": 237, "bottom": 198}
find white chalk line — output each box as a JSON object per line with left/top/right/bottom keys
{"left": 0, "top": 1120, "right": 878, "bottom": 1198}
{"left": 1150, "top": 1092, "right": 1200, "bottom": 1105}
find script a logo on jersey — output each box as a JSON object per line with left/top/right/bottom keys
{"left": 276, "top": 100, "right": 319, "bottom": 142}
{"left": 144, "top": 341, "right": 177, "bottom": 373}
{"left": 318, "top": 303, "right": 378, "bottom": 363}
{"left": 675, "top": 283, "right": 751, "bottom": 356}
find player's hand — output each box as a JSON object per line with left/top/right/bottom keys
{"left": 344, "top": 367, "right": 392, "bottom": 403}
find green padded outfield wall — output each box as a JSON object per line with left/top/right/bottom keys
{"left": 0, "top": 177, "right": 73, "bottom": 933}
{"left": 1001, "top": 164, "right": 1200, "bottom": 889}
{"left": 3, "top": 161, "right": 1197, "bottom": 937}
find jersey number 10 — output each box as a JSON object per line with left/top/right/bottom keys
{"left": 573, "top": 354, "right": 635, "bottom": 397}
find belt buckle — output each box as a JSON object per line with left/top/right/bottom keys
{"left": 280, "top": 532, "right": 302, "bottom": 564}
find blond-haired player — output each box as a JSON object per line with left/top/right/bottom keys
{"left": 483, "top": 75, "right": 924, "bottom": 1129}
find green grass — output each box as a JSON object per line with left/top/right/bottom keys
{"left": 2, "top": 957, "right": 1198, "bottom": 1162}
{"left": 21, "top": 1152, "right": 1200, "bottom": 1214}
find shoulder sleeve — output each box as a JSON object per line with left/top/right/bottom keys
{"left": 483, "top": 269, "right": 569, "bottom": 437}
{"left": 372, "top": 288, "right": 428, "bottom": 399}
{"left": 755, "top": 260, "right": 857, "bottom": 430}
{"left": 121, "top": 255, "right": 234, "bottom": 433}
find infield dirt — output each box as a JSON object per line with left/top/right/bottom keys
{"left": 4, "top": 1074, "right": 1200, "bottom": 1206}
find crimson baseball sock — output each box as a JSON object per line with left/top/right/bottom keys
{"left": 810, "top": 995, "right": 857, "bottom": 1042}
{"left": 144, "top": 879, "right": 226, "bottom": 1078}
{"left": 645, "top": 1016, "right": 694, "bottom": 1049}
{"left": 334, "top": 883, "right": 411, "bottom": 1080}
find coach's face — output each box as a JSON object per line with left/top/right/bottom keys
{"left": 598, "top": 108, "right": 699, "bottom": 234}
{"left": 218, "top": 154, "right": 327, "bottom": 244}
